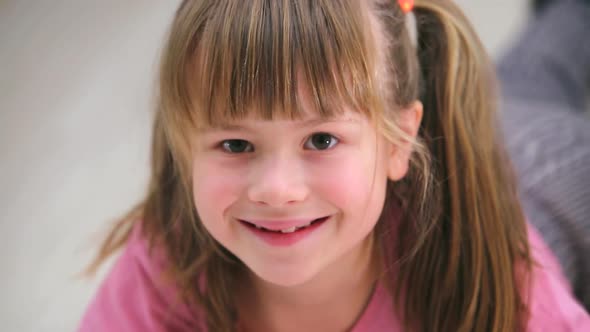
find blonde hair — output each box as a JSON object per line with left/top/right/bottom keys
{"left": 88, "top": 0, "right": 532, "bottom": 330}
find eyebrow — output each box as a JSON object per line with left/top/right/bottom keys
{"left": 206, "top": 117, "right": 360, "bottom": 132}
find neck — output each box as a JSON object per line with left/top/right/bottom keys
{"left": 237, "top": 234, "right": 379, "bottom": 332}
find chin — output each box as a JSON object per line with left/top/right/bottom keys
{"left": 248, "top": 261, "right": 321, "bottom": 288}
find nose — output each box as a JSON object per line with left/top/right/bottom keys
{"left": 247, "top": 154, "right": 309, "bottom": 207}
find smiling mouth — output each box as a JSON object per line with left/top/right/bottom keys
{"left": 240, "top": 217, "right": 329, "bottom": 234}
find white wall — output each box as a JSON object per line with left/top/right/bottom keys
{"left": 0, "top": 1, "right": 528, "bottom": 331}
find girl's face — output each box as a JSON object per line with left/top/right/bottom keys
{"left": 190, "top": 89, "right": 420, "bottom": 287}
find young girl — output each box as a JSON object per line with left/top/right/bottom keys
{"left": 80, "top": 0, "right": 590, "bottom": 331}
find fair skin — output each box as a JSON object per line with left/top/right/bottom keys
{"left": 190, "top": 90, "right": 422, "bottom": 331}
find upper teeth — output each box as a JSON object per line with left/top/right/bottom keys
{"left": 281, "top": 226, "right": 297, "bottom": 233}
{"left": 280, "top": 222, "right": 313, "bottom": 233}
{"left": 248, "top": 220, "right": 319, "bottom": 233}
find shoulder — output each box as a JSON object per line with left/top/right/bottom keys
{"left": 78, "top": 222, "right": 205, "bottom": 332}
{"left": 524, "top": 224, "right": 590, "bottom": 331}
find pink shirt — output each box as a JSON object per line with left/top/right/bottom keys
{"left": 79, "top": 224, "right": 590, "bottom": 331}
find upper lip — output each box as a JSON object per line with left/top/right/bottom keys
{"left": 239, "top": 217, "right": 328, "bottom": 231}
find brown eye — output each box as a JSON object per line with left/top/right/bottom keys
{"left": 304, "top": 133, "right": 339, "bottom": 150}
{"left": 221, "top": 139, "right": 254, "bottom": 153}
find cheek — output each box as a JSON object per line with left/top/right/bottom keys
{"left": 191, "top": 159, "right": 244, "bottom": 226}
{"left": 317, "top": 163, "right": 371, "bottom": 205}
{"left": 313, "top": 150, "right": 387, "bottom": 225}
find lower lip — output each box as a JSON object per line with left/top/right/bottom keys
{"left": 239, "top": 217, "right": 329, "bottom": 247}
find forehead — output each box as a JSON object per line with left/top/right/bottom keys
{"left": 177, "top": 0, "right": 379, "bottom": 132}
{"left": 198, "top": 106, "right": 365, "bottom": 132}
{"left": 190, "top": 70, "right": 373, "bottom": 130}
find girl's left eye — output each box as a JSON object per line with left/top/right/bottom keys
{"left": 304, "top": 133, "right": 339, "bottom": 150}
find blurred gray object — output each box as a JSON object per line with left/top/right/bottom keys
{"left": 498, "top": 0, "right": 590, "bottom": 311}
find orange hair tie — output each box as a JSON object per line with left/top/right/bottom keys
{"left": 398, "top": 0, "right": 414, "bottom": 13}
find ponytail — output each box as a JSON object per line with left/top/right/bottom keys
{"left": 393, "top": 0, "right": 532, "bottom": 331}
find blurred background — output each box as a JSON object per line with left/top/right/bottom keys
{"left": 0, "top": 1, "right": 530, "bottom": 331}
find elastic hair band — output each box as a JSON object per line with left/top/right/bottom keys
{"left": 398, "top": 0, "right": 415, "bottom": 13}
{"left": 399, "top": 0, "right": 418, "bottom": 47}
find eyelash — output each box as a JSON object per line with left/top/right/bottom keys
{"left": 219, "top": 132, "right": 340, "bottom": 154}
